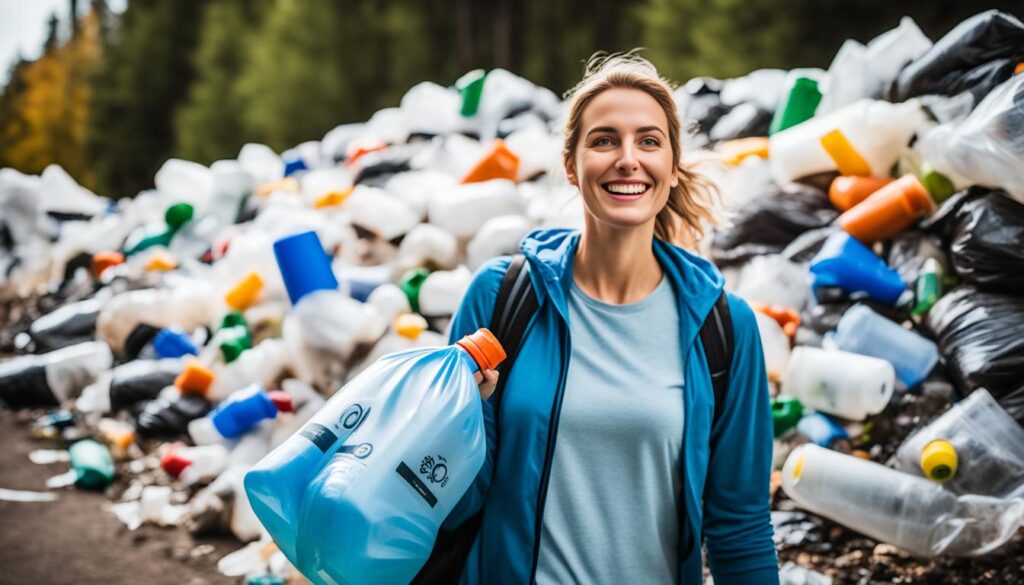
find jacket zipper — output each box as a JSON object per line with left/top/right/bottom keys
{"left": 527, "top": 325, "right": 571, "bottom": 583}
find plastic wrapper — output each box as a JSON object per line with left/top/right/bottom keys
{"left": 889, "top": 10, "right": 1024, "bottom": 102}
{"left": 892, "top": 389, "right": 1024, "bottom": 498}
{"left": 924, "top": 286, "right": 1024, "bottom": 423}
{"left": 946, "top": 191, "right": 1024, "bottom": 296}
{"left": 916, "top": 70, "right": 1024, "bottom": 203}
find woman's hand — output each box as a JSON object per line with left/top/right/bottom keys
{"left": 473, "top": 369, "right": 500, "bottom": 400}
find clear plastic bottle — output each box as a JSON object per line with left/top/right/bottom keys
{"left": 782, "top": 346, "right": 895, "bottom": 420}
{"left": 96, "top": 280, "right": 216, "bottom": 356}
{"left": 782, "top": 443, "right": 1024, "bottom": 557}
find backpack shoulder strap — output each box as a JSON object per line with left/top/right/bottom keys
{"left": 699, "top": 290, "right": 734, "bottom": 428}
{"left": 488, "top": 254, "right": 538, "bottom": 412}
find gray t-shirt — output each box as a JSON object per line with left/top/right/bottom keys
{"left": 536, "top": 276, "right": 685, "bottom": 585}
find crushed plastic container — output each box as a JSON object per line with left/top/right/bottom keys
{"left": 782, "top": 346, "right": 895, "bottom": 420}
{"left": 0, "top": 341, "right": 113, "bottom": 408}
{"left": 782, "top": 443, "right": 1024, "bottom": 557}
{"left": 837, "top": 174, "right": 935, "bottom": 244}
{"left": 809, "top": 232, "right": 907, "bottom": 305}
{"left": 892, "top": 389, "right": 1024, "bottom": 498}
{"left": 245, "top": 328, "right": 504, "bottom": 583}
{"left": 827, "top": 304, "right": 938, "bottom": 389}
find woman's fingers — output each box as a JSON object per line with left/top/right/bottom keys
{"left": 476, "top": 369, "right": 500, "bottom": 400}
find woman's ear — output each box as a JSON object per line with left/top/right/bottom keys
{"left": 671, "top": 169, "right": 680, "bottom": 189}
{"left": 564, "top": 160, "right": 578, "bottom": 187}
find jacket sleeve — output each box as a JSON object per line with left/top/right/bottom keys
{"left": 704, "top": 294, "right": 780, "bottom": 584}
{"left": 440, "top": 256, "right": 510, "bottom": 532}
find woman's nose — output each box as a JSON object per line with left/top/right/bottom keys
{"left": 615, "top": 143, "right": 639, "bottom": 172}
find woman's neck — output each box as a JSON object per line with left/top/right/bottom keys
{"left": 573, "top": 222, "right": 662, "bottom": 304}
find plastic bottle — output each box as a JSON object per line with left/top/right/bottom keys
{"left": 466, "top": 215, "right": 533, "bottom": 271}
{"left": 769, "top": 99, "right": 925, "bottom": 184}
{"left": 782, "top": 443, "right": 1024, "bottom": 557}
{"left": 892, "top": 389, "right": 1024, "bottom": 498}
{"left": 123, "top": 203, "right": 194, "bottom": 256}
{"left": 754, "top": 311, "right": 791, "bottom": 382}
{"left": 188, "top": 384, "right": 293, "bottom": 445}
{"left": 769, "top": 76, "right": 822, "bottom": 135}
{"left": 837, "top": 174, "right": 935, "bottom": 244}
{"left": 366, "top": 284, "right": 412, "bottom": 324}
{"left": 796, "top": 412, "right": 851, "bottom": 450}
{"left": 273, "top": 231, "right": 339, "bottom": 306}
{"left": 27, "top": 298, "right": 102, "bottom": 352}
{"left": 418, "top": 265, "right": 472, "bottom": 318}
{"left": 208, "top": 338, "right": 290, "bottom": 402}
{"left": 828, "top": 176, "right": 894, "bottom": 212}
{"left": 0, "top": 341, "right": 113, "bottom": 408}
{"left": 911, "top": 258, "right": 943, "bottom": 316}
{"left": 246, "top": 328, "right": 505, "bottom": 579}
{"left": 76, "top": 358, "right": 184, "bottom": 414}
{"left": 161, "top": 443, "right": 230, "bottom": 486}
{"left": 827, "top": 304, "right": 939, "bottom": 389}
{"left": 68, "top": 439, "right": 116, "bottom": 490}
{"left": 782, "top": 346, "right": 895, "bottom": 420}
{"left": 96, "top": 279, "right": 216, "bottom": 356}
{"left": 134, "top": 392, "right": 211, "bottom": 440}
{"left": 426, "top": 179, "right": 521, "bottom": 239}
{"left": 399, "top": 268, "right": 430, "bottom": 313}
{"left": 809, "top": 232, "right": 907, "bottom": 305}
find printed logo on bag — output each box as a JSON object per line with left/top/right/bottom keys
{"left": 339, "top": 403, "right": 370, "bottom": 430}
{"left": 419, "top": 454, "right": 449, "bottom": 488}
{"left": 353, "top": 443, "right": 373, "bottom": 459}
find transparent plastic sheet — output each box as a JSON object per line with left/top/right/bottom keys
{"left": 917, "top": 74, "right": 1024, "bottom": 203}
{"left": 782, "top": 444, "right": 1024, "bottom": 557}
{"left": 891, "top": 389, "right": 1024, "bottom": 498}
{"left": 889, "top": 10, "right": 1024, "bottom": 103}
{"left": 923, "top": 286, "right": 1024, "bottom": 423}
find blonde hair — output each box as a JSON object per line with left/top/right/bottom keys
{"left": 562, "top": 52, "right": 724, "bottom": 247}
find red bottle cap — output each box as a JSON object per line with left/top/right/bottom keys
{"left": 268, "top": 390, "right": 294, "bottom": 413}
{"left": 160, "top": 446, "right": 192, "bottom": 478}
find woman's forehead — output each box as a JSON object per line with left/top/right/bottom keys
{"left": 581, "top": 88, "right": 669, "bottom": 133}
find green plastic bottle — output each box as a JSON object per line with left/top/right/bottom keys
{"left": 911, "top": 258, "right": 943, "bottom": 316}
{"left": 399, "top": 268, "right": 431, "bottom": 314}
{"left": 456, "top": 69, "right": 487, "bottom": 117}
{"left": 769, "top": 77, "right": 821, "bottom": 135}
{"left": 69, "top": 439, "right": 115, "bottom": 490}
{"left": 771, "top": 396, "right": 804, "bottom": 438}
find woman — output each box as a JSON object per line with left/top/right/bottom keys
{"left": 443, "top": 54, "right": 778, "bottom": 585}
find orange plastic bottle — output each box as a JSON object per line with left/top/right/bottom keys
{"left": 461, "top": 139, "right": 520, "bottom": 184}
{"left": 828, "top": 176, "right": 894, "bottom": 212}
{"left": 837, "top": 174, "right": 935, "bottom": 244}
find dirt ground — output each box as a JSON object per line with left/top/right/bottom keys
{"left": 0, "top": 408, "right": 238, "bottom": 585}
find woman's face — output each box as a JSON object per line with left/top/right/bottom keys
{"left": 567, "top": 87, "right": 678, "bottom": 233}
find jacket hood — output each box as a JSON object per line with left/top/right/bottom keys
{"left": 519, "top": 228, "right": 725, "bottom": 334}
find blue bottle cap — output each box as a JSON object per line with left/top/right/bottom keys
{"left": 212, "top": 384, "right": 278, "bottom": 439}
{"left": 796, "top": 412, "right": 849, "bottom": 449}
{"left": 153, "top": 328, "right": 199, "bottom": 359}
{"left": 273, "top": 231, "right": 339, "bottom": 305}
{"left": 282, "top": 154, "right": 308, "bottom": 177}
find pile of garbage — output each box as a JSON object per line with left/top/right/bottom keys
{"left": 1, "top": 9, "right": 1022, "bottom": 584}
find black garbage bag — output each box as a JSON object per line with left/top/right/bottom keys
{"left": 709, "top": 103, "right": 772, "bottom": 142}
{"left": 712, "top": 184, "right": 837, "bottom": 266}
{"left": 947, "top": 191, "right": 1024, "bottom": 296}
{"left": 0, "top": 360, "right": 54, "bottom": 409}
{"left": 889, "top": 10, "right": 1024, "bottom": 102}
{"left": 924, "top": 285, "right": 1024, "bottom": 422}
{"left": 133, "top": 393, "right": 210, "bottom": 439}
{"left": 930, "top": 58, "right": 1022, "bottom": 105}
{"left": 28, "top": 298, "right": 101, "bottom": 352}
{"left": 885, "top": 231, "right": 947, "bottom": 285}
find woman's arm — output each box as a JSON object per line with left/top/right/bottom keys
{"left": 703, "top": 294, "right": 780, "bottom": 585}
{"left": 440, "top": 256, "right": 510, "bottom": 531}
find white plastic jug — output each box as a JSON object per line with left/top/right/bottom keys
{"left": 782, "top": 346, "right": 895, "bottom": 420}
{"left": 769, "top": 99, "right": 925, "bottom": 184}
{"left": 782, "top": 444, "right": 1024, "bottom": 557}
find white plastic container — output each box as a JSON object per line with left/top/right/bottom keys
{"left": 782, "top": 444, "right": 1024, "bottom": 557}
{"left": 208, "top": 339, "right": 290, "bottom": 402}
{"left": 418, "top": 266, "right": 473, "bottom": 317}
{"left": 769, "top": 99, "right": 925, "bottom": 184}
{"left": 755, "top": 312, "right": 791, "bottom": 381}
{"left": 466, "top": 215, "right": 533, "bottom": 271}
{"left": 427, "top": 179, "right": 522, "bottom": 239}
{"left": 397, "top": 224, "right": 459, "bottom": 272}
{"left": 782, "top": 346, "right": 895, "bottom": 420}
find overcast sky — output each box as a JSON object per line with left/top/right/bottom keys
{"left": 0, "top": 0, "right": 126, "bottom": 86}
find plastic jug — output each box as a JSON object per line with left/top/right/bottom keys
{"left": 837, "top": 174, "right": 935, "bottom": 244}
{"left": 466, "top": 215, "right": 533, "bottom": 271}
{"left": 291, "top": 329, "right": 505, "bottom": 584}
{"left": 828, "top": 176, "right": 893, "bottom": 212}
{"left": 426, "top": 179, "right": 521, "bottom": 239}
{"left": 827, "top": 304, "right": 938, "bottom": 389}
{"left": 735, "top": 255, "right": 810, "bottom": 311}
{"left": 245, "top": 329, "right": 504, "bottom": 580}
{"left": 0, "top": 341, "right": 113, "bottom": 408}
{"left": 809, "top": 232, "right": 907, "bottom": 305}
{"left": 366, "top": 284, "right": 413, "bottom": 324}
{"left": 418, "top": 266, "right": 472, "bottom": 318}
{"left": 208, "top": 339, "right": 290, "bottom": 402}
{"left": 68, "top": 439, "right": 116, "bottom": 490}
{"left": 397, "top": 224, "right": 459, "bottom": 272}
{"left": 782, "top": 346, "right": 895, "bottom": 420}
{"left": 769, "top": 76, "right": 822, "bottom": 135}
{"left": 769, "top": 99, "right": 924, "bottom": 184}
{"left": 892, "top": 389, "right": 1024, "bottom": 498}
{"left": 782, "top": 444, "right": 1024, "bottom": 557}
{"left": 188, "top": 384, "right": 293, "bottom": 445}
{"left": 76, "top": 358, "right": 183, "bottom": 414}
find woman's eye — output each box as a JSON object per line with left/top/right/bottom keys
{"left": 641, "top": 137, "right": 660, "bottom": 146}
{"left": 593, "top": 137, "right": 613, "bottom": 146}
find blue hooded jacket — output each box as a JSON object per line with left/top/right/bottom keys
{"left": 444, "top": 228, "right": 779, "bottom": 585}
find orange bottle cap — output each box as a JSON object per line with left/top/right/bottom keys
{"left": 175, "top": 361, "right": 215, "bottom": 396}
{"left": 225, "top": 272, "right": 264, "bottom": 311}
{"left": 145, "top": 251, "right": 177, "bottom": 272}
{"left": 314, "top": 188, "right": 353, "bottom": 209}
{"left": 461, "top": 139, "right": 520, "bottom": 184}
{"left": 394, "top": 313, "right": 428, "bottom": 340}
{"left": 255, "top": 177, "right": 300, "bottom": 197}
{"left": 456, "top": 328, "right": 507, "bottom": 372}
{"left": 91, "top": 251, "right": 125, "bottom": 278}
{"left": 717, "top": 137, "right": 769, "bottom": 166}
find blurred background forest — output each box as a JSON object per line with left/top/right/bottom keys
{"left": 0, "top": 0, "right": 1018, "bottom": 200}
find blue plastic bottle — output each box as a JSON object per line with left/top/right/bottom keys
{"left": 828, "top": 304, "right": 939, "bottom": 388}
{"left": 245, "top": 328, "right": 504, "bottom": 583}
{"left": 810, "top": 232, "right": 907, "bottom": 304}
{"left": 273, "top": 231, "right": 339, "bottom": 306}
